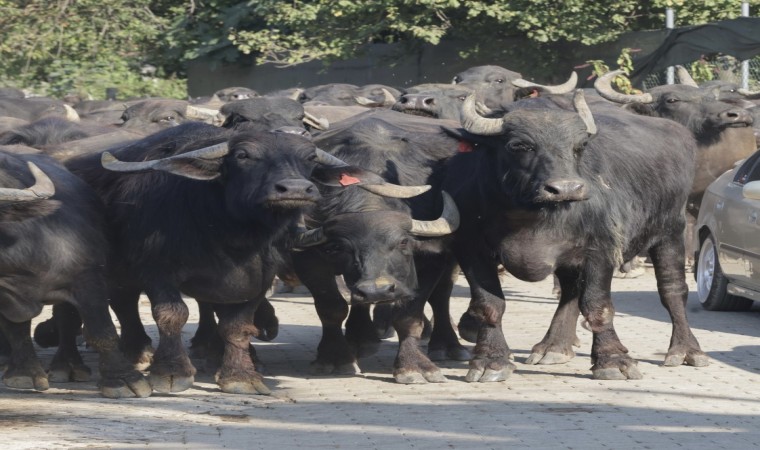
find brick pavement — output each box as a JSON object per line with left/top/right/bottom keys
{"left": 2, "top": 269, "right": 760, "bottom": 449}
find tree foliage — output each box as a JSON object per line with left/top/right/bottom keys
{"left": 0, "top": 0, "right": 185, "bottom": 99}
{"left": 0, "top": 0, "right": 758, "bottom": 97}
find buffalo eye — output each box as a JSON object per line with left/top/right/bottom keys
{"left": 508, "top": 142, "right": 533, "bottom": 153}
{"left": 306, "top": 152, "right": 318, "bottom": 162}
{"left": 235, "top": 150, "right": 248, "bottom": 160}
{"left": 161, "top": 115, "right": 176, "bottom": 122}
{"left": 322, "top": 242, "right": 342, "bottom": 256}
{"left": 452, "top": 76, "right": 461, "bottom": 84}
{"left": 457, "top": 95, "right": 467, "bottom": 101}
{"left": 665, "top": 97, "right": 679, "bottom": 104}
{"left": 494, "top": 78, "right": 504, "bottom": 84}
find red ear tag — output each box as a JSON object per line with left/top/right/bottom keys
{"left": 458, "top": 140, "right": 474, "bottom": 153}
{"left": 339, "top": 173, "right": 361, "bottom": 186}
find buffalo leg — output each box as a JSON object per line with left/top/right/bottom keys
{"left": 292, "top": 251, "right": 358, "bottom": 375}
{"left": 47, "top": 303, "right": 91, "bottom": 382}
{"left": 392, "top": 255, "right": 453, "bottom": 383}
{"left": 427, "top": 259, "right": 470, "bottom": 362}
{"left": 345, "top": 303, "right": 381, "bottom": 358}
{"left": 525, "top": 266, "right": 581, "bottom": 365}
{"left": 0, "top": 317, "right": 48, "bottom": 391}
{"left": 579, "top": 259, "right": 642, "bottom": 380}
{"left": 109, "top": 285, "right": 153, "bottom": 369}
{"left": 214, "top": 300, "right": 270, "bottom": 395}
{"left": 142, "top": 281, "right": 195, "bottom": 393}
{"left": 455, "top": 241, "right": 514, "bottom": 383}
{"left": 73, "top": 272, "right": 152, "bottom": 398}
{"left": 649, "top": 236, "right": 708, "bottom": 367}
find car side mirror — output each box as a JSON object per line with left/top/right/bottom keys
{"left": 743, "top": 180, "right": 760, "bottom": 200}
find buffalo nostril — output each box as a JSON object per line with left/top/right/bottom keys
{"left": 275, "top": 184, "right": 288, "bottom": 193}
{"left": 726, "top": 112, "right": 739, "bottom": 118}
{"left": 544, "top": 185, "right": 561, "bottom": 196}
{"left": 399, "top": 97, "right": 409, "bottom": 104}
{"left": 306, "top": 185, "right": 314, "bottom": 194}
{"left": 423, "top": 97, "right": 435, "bottom": 106}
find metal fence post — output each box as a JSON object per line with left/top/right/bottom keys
{"left": 666, "top": 8, "right": 675, "bottom": 85}
{"left": 742, "top": 2, "right": 750, "bottom": 90}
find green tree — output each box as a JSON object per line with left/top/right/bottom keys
{"left": 0, "top": 0, "right": 186, "bottom": 99}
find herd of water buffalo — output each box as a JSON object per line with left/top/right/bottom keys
{"left": 0, "top": 64, "right": 758, "bottom": 399}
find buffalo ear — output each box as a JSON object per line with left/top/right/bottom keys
{"left": 0, "top": 200, "right": 61, "bottom": 222}
{"left": 622, "top": 102, "right": 656, "bottom": 116}
{"left": 153, "top": 157, "right": 223, "bottom": 180}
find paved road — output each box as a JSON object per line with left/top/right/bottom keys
{"left": 2, "top": 269, "right": 760, "bottom": 449}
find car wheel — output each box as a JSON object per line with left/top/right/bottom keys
{"left": 696, "top": 234, "right": 753, "bottom": 311}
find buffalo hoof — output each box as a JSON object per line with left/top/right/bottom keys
{"left": 3, "top": 373, "right": 49, "bottom": 391}
{"left": 99, "top": 371, "right": 153, "bottom": 398}
{"left": 465, "top": 363, "right": 515, "bottom": 383}
{"left": 525, "top": 351, "right": 574, "bottom": 365}
{"left": 148, "top": 373, "right": 194, "bottom": 393}
{"left": 592, "top": 365, "right": 643, "bottom": 380}
{"left": 48, "top": 362, "right": 91, "bottom": 383}
{"left": 218, "top": 375, "right": 271, "bottom": 395}
{"left": 309, "top": 360, "right": 360, "bottom": 376}
{"left": 664, "top": 350, "right": 709, "bottom": 367}
{"left": 393, "top": 369, "right": 447, "bottom": 384}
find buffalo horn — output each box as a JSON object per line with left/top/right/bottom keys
{"left": 303, "top": 111, "right": 329, "bottom": 130}
{"left": 185, "top": 105, "right": 218, "bottom": 122}
{"left": 102, "top": 142, "right": 229, "bottom": 172}
{"left": 63, "top": 104, "right": 81, "bottom": 122}
{"left": 313, "top": 148, "right": 349, "bottom": 167}
{"left": 0, "top": 162, "right": 55, "bottom": 201}
{"left": 675, "top": 66, "right": 699, "bottom": 87}
{"left": 461, "top": 95, "right": 505, "bottom": 135}
{"left": 572, "top": 90, "right": 597, "bottom": 136}
{"left": 382, "top": 88, "right": 397, "bottom": 105}
{"left": 359, "top": 183, "right": 431, "bottom": 199}
{"left": 290, "top": 88, "right": 305, "bottom": 102}
{"left": 410, "top": 191, "right": 460, "bottom": 237}
{"left": 512, "top": 71, "right": 578, "bottom": 94}
{"left": 738, "top": 88, "right": 760, "bottom": 97}
{"left": 594, "top": 70, "right": 653, "bottom": 104}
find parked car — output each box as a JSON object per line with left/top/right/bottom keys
{"left": 694, "top": 148, "right": 760, "bottom": 310}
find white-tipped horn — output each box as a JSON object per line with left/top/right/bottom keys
{"left": 573, "top": 90, "right": 597, "bottom": 136}
{"left": 594, "top": 70, "right": 653, "bottom": 104}
{"left": 512, "top": 72, "right": 578, "bottom": 94}
{"left": 410, "top": 191, "right": 460, "bottom": 237}
{"left": 0, "top": 162, "right": 55, "bottom": 201}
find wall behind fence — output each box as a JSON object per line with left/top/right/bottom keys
{"left": 187, "top": 31, "right": 667, "bottom": 97}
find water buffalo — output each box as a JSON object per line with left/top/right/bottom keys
{"left": 292, "top": 110, "right": 466, "bottom": 382}
{"left": 444, "top": 91, "right": 704, "bottom": 382}
{"left": 64, "top": 123, "right": 368, "bottom": 394}
{"left": 0, "top": 149, "right": 151, "bottom": 398}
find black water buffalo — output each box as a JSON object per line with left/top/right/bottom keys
{"left": 391, "top": 84, "right": 474, "bottom": 121}
{"left": 217, "top": 97, "right": 328, "bottom": 132}
{"left": 444, "top": 91, "right": 704, "bottom": 382}
{"left": 290, "top": 110, "right": 466, "bottom": 383}
{"left": 118, "top": 99, "right": 216, "bottom": 133}
{"left": 0, "top": 97, "right": 80, "bottom": 122}
{"left": 0, "top": 149, "right": 151, "bottom": 398}
{"left": 0, "top": 117, "right": 111, "bottom": 148}
{"left": 452, "top": 65, "right": 578, "bottom": 109}
{"left": 64, "top": 123, "right": 362, "bottom": 394}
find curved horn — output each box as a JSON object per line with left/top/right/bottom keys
{"left": 0, "top": 162, "right": 55, "bottom": 201}
{"left": 410, "top": 191, "right": 460, "bottom": 237}
{"left": 675, "top": 65, "right": 698, "bottom": 87}
{"left": 185, "top": 105, "right": 218, "bottom": 122}
{"left": 512, "top": 71, "right": 578, "bottom": 94}
{"left": 461, "top": 95, "right": 505, "bottom": 135}
{"left": 382, "top": 88, "right": 397, "bottom": 106}
{"left": 102, "top": 142, "right": 229, "bottom": 172}
{"left": 573, "top": 90, "right": 597, "bottom": 136}
{"left": 303, "top": 111, "right": 329, "bottom": 130}
{"left": 594, "top": 70, "right": 653, "bottom": 104}
{"left": 290, "top": 88, "right": 305, "bottom": 102}
{"left": 359, "top": 183, "right": 431, "bottom": 199}
{"left": 738, "top": 88, "right": 760, "bottom": 98}
{"left": 63, "top": 104, "right": 80, "bottom": 122}
{"left": 313, "top": 148, "right": 349, "bottom": 167}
